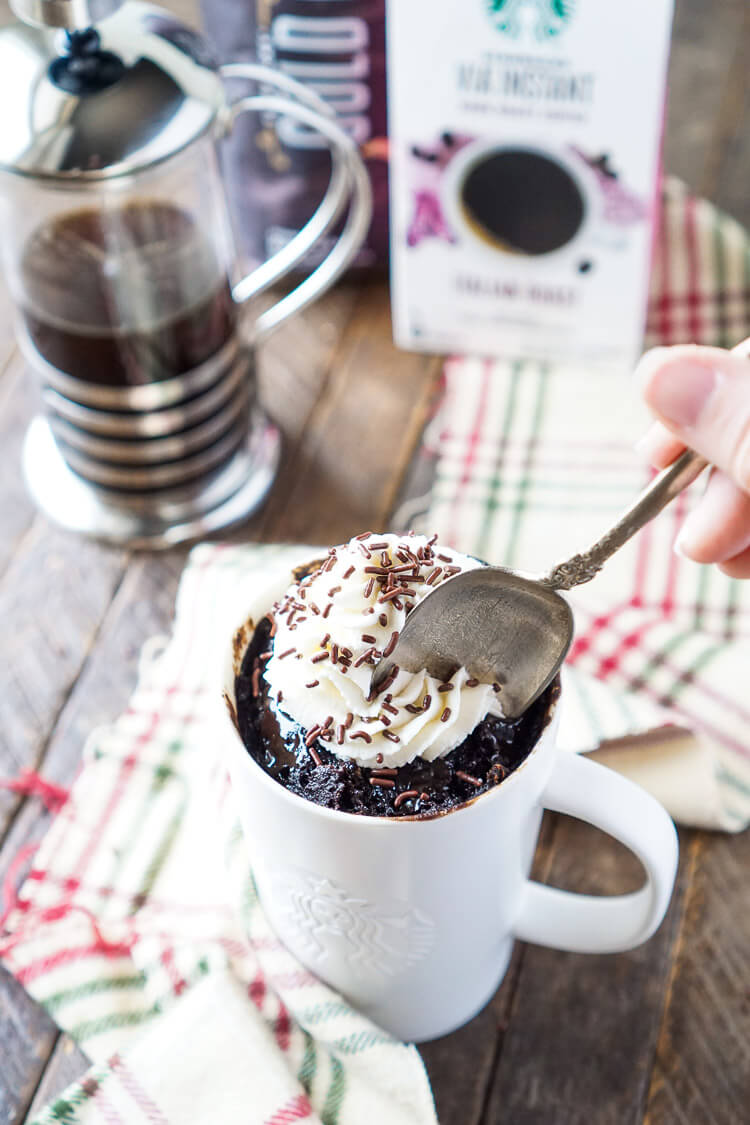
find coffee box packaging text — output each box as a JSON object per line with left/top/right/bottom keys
{"left": 386, "top": 0, "right": 674, "bottom": 367}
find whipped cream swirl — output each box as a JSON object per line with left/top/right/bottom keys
{"left": 263, "top": 533, "right": 503, "bottom": 768}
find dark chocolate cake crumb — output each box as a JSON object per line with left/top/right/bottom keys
{"left": 235, "top": 616, "right": 559, "bottom": 819}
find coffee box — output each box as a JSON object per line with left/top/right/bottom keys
{"left": 386, "top": 0, "right": 674, "bottom": 367}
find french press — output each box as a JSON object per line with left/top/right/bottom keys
{"left": 0, "top": 0, "right": 371, "bottom": 547}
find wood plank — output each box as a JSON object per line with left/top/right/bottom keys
{"left": 663, "top": 0, "right": 748, "bottom": 215}
{"left": 25, "top": 1035, "right": 89, "bottom": 1121}
{"left": 0, "top": 964, "right": 57, "bottom": 1125}
{"left": 264, "top": 282, "right": 439, "bottom": 544}
{"left": 253, "top": 282, "right": 366, "bottom": 539}
{"left": 643, "top": 829, "right": 750, "bottom": 1125}
{"left": 0, "top": 525, "right": 127, "bottom": 844}
{"left": 709, "top": 15, "right": 750, "bottom": 227}
{"left": 481, "top": 818, "right": 692, "bottom": 1125}
{"left": 257, "top": 283, "right": 364, "bottom": 450}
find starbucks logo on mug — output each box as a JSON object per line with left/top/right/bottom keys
{"left": 269, "top": 867, "right": 435, "bottom": 978}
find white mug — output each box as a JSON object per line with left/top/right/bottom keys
{"left": 221, "top": 580, "right": 678, "bottom": 1043}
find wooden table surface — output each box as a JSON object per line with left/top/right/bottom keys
{"left": 1, "top": 1, "right": 749, "bottom": 1122}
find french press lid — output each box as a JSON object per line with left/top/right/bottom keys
{"left": 0, "top": 0, "right": 224, "bottom": 180}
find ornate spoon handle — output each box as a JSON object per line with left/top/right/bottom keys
{"left": 542, "top": 448, "right": 707, "bottom": 591}
{"left": 543, "top": 336, "right": 750, "bottom": 592}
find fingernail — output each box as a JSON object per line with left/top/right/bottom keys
{"left": 674, "top": 530, "right": 691, "bottom": 559}
{"left": 634, "top": 426, "right": 661, "bottom": 458}
{"left": 675, "top": 517, "right": 704, "bottom": 561}
{"left": 645, "top": 361, "right": 717, "bottom": 428}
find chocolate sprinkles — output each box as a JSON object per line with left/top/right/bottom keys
{"left": 394, "top": 790, "right": 418, "bottom": 808}
{"left": 456, "top": 770, "right": 482, "bottom": 788}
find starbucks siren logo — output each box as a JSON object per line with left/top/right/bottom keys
{"left": 486, "top": 0, "right": 575, "bottom": 40}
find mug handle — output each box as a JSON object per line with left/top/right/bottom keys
{"left": 219, "top": 63, "right": 373, "bottom": 343}
{"left": 513, "top": 753, "right": 678, "bottom": 953}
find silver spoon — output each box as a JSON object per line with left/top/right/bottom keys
{"left": 372, "top": 447, "right": 706, "bottom": 718}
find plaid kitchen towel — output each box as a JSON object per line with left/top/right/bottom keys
{"left": 1, "top": 545, "right": 438, "bottom": 1125}
{"left": 403, "top": 178, "right": 750, "bottom": 831}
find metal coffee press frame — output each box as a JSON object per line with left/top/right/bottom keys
{"left": 0, "top": 0, "right": 371, "bottom": 548}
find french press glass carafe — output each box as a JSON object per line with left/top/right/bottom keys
{"left": 0, "top": 0, "right": 371, "bottom": 546}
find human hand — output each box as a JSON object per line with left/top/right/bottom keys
{"left": 635, "top": 340, "right": 750, "bottom": 578}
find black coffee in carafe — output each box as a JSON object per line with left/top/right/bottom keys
{"left": 20, "top": 201, "right": 236, "bottom": 387}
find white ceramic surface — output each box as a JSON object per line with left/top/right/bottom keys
{"left": 220, "top": 577, "right": 678, "bottom": 1043}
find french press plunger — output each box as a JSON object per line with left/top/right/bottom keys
{"left": 0, "top": 0, "right": 371, "bottom": 547}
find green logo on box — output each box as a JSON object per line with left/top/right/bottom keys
{"left": 487, "top": 0, "right": 575, "bottom": 40}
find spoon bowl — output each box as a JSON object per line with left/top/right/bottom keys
{"left": 372, "top": 566, "right": 573, "bottom": 719}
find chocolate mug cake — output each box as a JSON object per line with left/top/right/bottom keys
{"left": 234, "top": 532, "right": 558, "bottom": 818}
